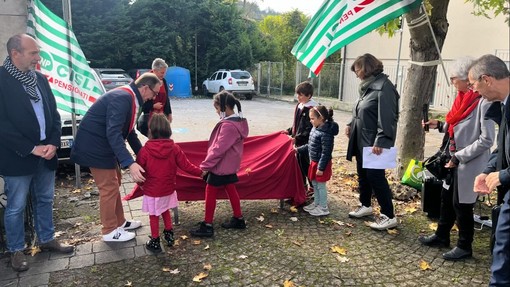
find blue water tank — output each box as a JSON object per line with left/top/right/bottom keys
{"left": 164, "top": 66, "right": 192, "bottom": 98}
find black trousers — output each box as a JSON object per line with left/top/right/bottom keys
{"left": 435, "top": 169, "right": 475, "bottom": 250}
{"left": 297, "top": 152, "right": 311, "bottom": 188}
{"left": 355, "top": 151, "right": 395, "bottom": 218}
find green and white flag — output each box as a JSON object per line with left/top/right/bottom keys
{"left": 27, "top": 0, "right": 102, "bottom": 115}
{"left": 292, "top": 0, "right": 421, "bottom": 76}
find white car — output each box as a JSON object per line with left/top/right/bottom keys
{"left": 202, "top": 69, "right": 256, "bottom": 100}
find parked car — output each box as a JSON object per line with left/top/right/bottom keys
{"left": 94, "top": 68, "right": 133, "bottom": 91}
{"left": 56, "top": 69, "right": 106, "bottom": 163}
{"left": 202, "top": 69, "right": 256, "bottom": 100}
{"left": 127, "top": 68, "right": 151, "bottom": 80}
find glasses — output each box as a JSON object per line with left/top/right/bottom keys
{"left": 468, "top": 75, "right": 486, "bottom": 90}
{"left": 147, "top": 85, "right": 159, "bottom": 97}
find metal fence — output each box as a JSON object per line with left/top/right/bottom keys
{"left": 251, "top": 48, "right": 510, "bottom": 111}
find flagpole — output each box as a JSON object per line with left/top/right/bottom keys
{"left": 395, "top": 17, "right": 403, "bottom": 89}
{"left": 420, "top": 2, "right": 450, "bottom": 87}
{"left": 62, "top": 0, "right": 81, "bottom": 188}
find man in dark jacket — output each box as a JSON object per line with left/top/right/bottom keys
{"left": 71, "top": 72, "right": 161, "bottom": 242}
{"left": 0, "top": 34, "right": 74, "bottom": 272}
{"left": 471, "top": 54, "right": 510, "bottom": 286}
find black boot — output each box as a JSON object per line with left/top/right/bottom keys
{"left": 163, "top": 229, "right": 175, "bottom": 246}
{"left": 190, "top": 222, "right": 214, "bottom": 238}
{"left": 221, "top": 216, "right": 246, "bottom": 229}
{"left": 145, "top": 236, "right": 162, "bottom": 253}
{"left": 418, "top": 234, "right": 450, "bottom": 248}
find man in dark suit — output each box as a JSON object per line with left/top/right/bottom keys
{"left": 0, "top": 34, "right": 74, "bottom": 272}
{"left": 471, "top": 54, "right": 510, "bottom": 286}
{"left": 71, "top": 72, "right": 161, "bottom": 242}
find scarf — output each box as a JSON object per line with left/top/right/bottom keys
{"left": 3, "top": 56, "right": 40, "bottom": 102}
{"left": 358, "top": 75, "right": 376, "bottom": 96}
{"left": 445, "top": 89, "right": 481, "bottom": 150}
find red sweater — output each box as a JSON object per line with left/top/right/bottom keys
{"left": 136, "top": 139, "right": 202, "bottom": 197}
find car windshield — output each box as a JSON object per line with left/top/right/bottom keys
{"left": 231, "top": 71, "right": 251, "bottom": 79}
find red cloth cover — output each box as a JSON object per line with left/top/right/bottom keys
{"left": 123, "top": 132, "right": 306, "bottom": 205}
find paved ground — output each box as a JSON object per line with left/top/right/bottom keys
{"left": 0, "top": 95, "right": 494, "bottom": 287}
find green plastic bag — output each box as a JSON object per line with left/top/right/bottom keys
{"left": 401, "top": 159, "right": 423, "bottom": 190}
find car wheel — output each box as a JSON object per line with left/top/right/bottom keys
{"left": 245, "top": 94, "right": 253, "bottom": 100}
{"left": 219, "top": 86, "right": 225, "bottom": 92}
{"left": 203, "top": 85, "right": 210, "bottom": 97}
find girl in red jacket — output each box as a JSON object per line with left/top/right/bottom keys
{"left": 137, "top": 113, "right": 204, "bottom": 252}
{"left": 190, "top": 91, "right": 249, "bottom": 237}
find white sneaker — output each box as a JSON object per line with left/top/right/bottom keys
{"left": 303, "top": 202, "right": 318, "bottom": 212}
{"left": 309, "top": 206, "right": 330, "bottom": 216}
{"left": 348, "top": 205, "right": 373, "bottom": 218}
{"left": 103, "top": 227, "right": 136, "bottom": 242}
{"left": 120, "top": 220, "right": 142, "bottom": 230}
{"left": 369, "top": 214, "right": 398, "bottom": 230}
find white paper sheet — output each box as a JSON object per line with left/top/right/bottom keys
{"left": 362, "top": 147, "right": 397, "bottom": 169}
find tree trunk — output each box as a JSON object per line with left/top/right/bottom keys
{"left": 396, "top": 0, "right": 449, "bottom": 177}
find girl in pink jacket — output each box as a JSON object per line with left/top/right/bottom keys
{"left": 190, "top": 91, "right": 249, "bottom": 237}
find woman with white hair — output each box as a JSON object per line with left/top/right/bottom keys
{"left": 137, "top": 58, "right": 173, "bottom": 136}
{"left": 419, "top": 57, "right": 495, "bottom": 260}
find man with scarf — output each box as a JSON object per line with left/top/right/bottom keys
{"left": 472, "top": 54, "right": 510, "bottom": 286}
{"left": 419, "top": 57, "right": 495, "bottom": 261}
{"left": 0, "top": 34, "right": 74, "bottom": 272}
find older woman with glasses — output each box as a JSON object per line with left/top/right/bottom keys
{"left": 345, "top": 53, "right": 400, "bottom": 230}
{"left": 419, "top": 56, "right": 495, "bottom": 261}
{"left": 137, "top": 58, "right": 173, "bottom": 136}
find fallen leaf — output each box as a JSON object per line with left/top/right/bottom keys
{"left": 125, "top": 281, "right": 132, "bottom": 287}
{"left": 54, "top": 231, "right": 65, "bottom": 238}
{"left": 452, "top": 224, "right": 459, "bottom": 232}
{"left": 333, "top": 220, "right": 345, "bottom": 226}
{"left": 345, "top": 222, "right": 355, "bottom": 228}
{"left": 363, "top": 221, "right": 372, "bottom": 227}
{"left": 192, "top": 240, "right": 201, "bottom": 245}
{"left": 192, "top": 272, "right": 208, "bottom": 282}
{"left": 429, "top": 223, "right": 438, "bottom": 231}
{"left": 238, "top": 255, "right": 248, "bottom": 259}
{"left": 162, "top": 267, "right": 172, "bottom": 272}
{"left": 335, "top": 255, "right": 350, "bottom": 262}
{"left": 345, "top": 231, "right": 352, "bottom": 236}
{"left": 85, "top": 186, "right": 93, "bottom": 190}
{"left": 180, "top": 235, "right": 188, "bottom": 240}
{"left": 331, "top": 245, "right": 347, "bottom": 255}
{"left": 405, "top": 207, "right": 417, "bottom": 214}
{"left": 173, "top": 239, "right": 180, "bottom": 246}
{"left": 203, "top": 263, "right": 212, "bottom": 271}
{"left": 71, "top": 189, "right": 81, "bottom": 194}
{"left": 30, "top": 246, "right": 41, "bottom": 256}
{"left": 256, "top": 216, "right": 265, "bottom": 222}
{"left": 292, "top": 241, "right": 302, "bottom": 247}
{"left": 170, "top": 268, "right": 180, "bottom": 274}
{"left": 387, "top": 229, "right": 399, "bottom": 235}
{"left": 419, "top": 259, "right": 431, "bottom": 271}
{"left": 204, "top": 244, "right": 210, "bottom": 250}
{"left": 283, "top": 279, "right": 296, "bottom": 287}
{"left": 289, "top": 217, "right": 298, "bottom": 222}
{"left": 270, "top": 208, "right": 279, "bottom": 214}
{"left": 265, "top": 224, "right": 273, "bottom": 228}
{"left": 289, "top": 206, "right": 298, "bottom": 213}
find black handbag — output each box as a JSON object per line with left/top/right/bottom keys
{"left": 424, "top": 132, "right": 451, "bottom": 180}
{"left": 424, "top": 150, "right": 450, "bottom": 180}
{"left": 137, "top": 113, "right": 150, "bottom": 137}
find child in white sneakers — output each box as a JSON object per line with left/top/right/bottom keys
{"left": 137, "top": 114, "right": 204, "bottom": 252}
{"left": 298, "top": 106, "right": 339, "bottom": 216}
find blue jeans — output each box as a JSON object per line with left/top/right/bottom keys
{"left": 311, "top": 180, "right": 328, "bottom": 208}
{"left": 490, "top": 191, "right": 510, "bottom": 286}
{"left": 3, "top": 159, "right": 56, "bottom": 252}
